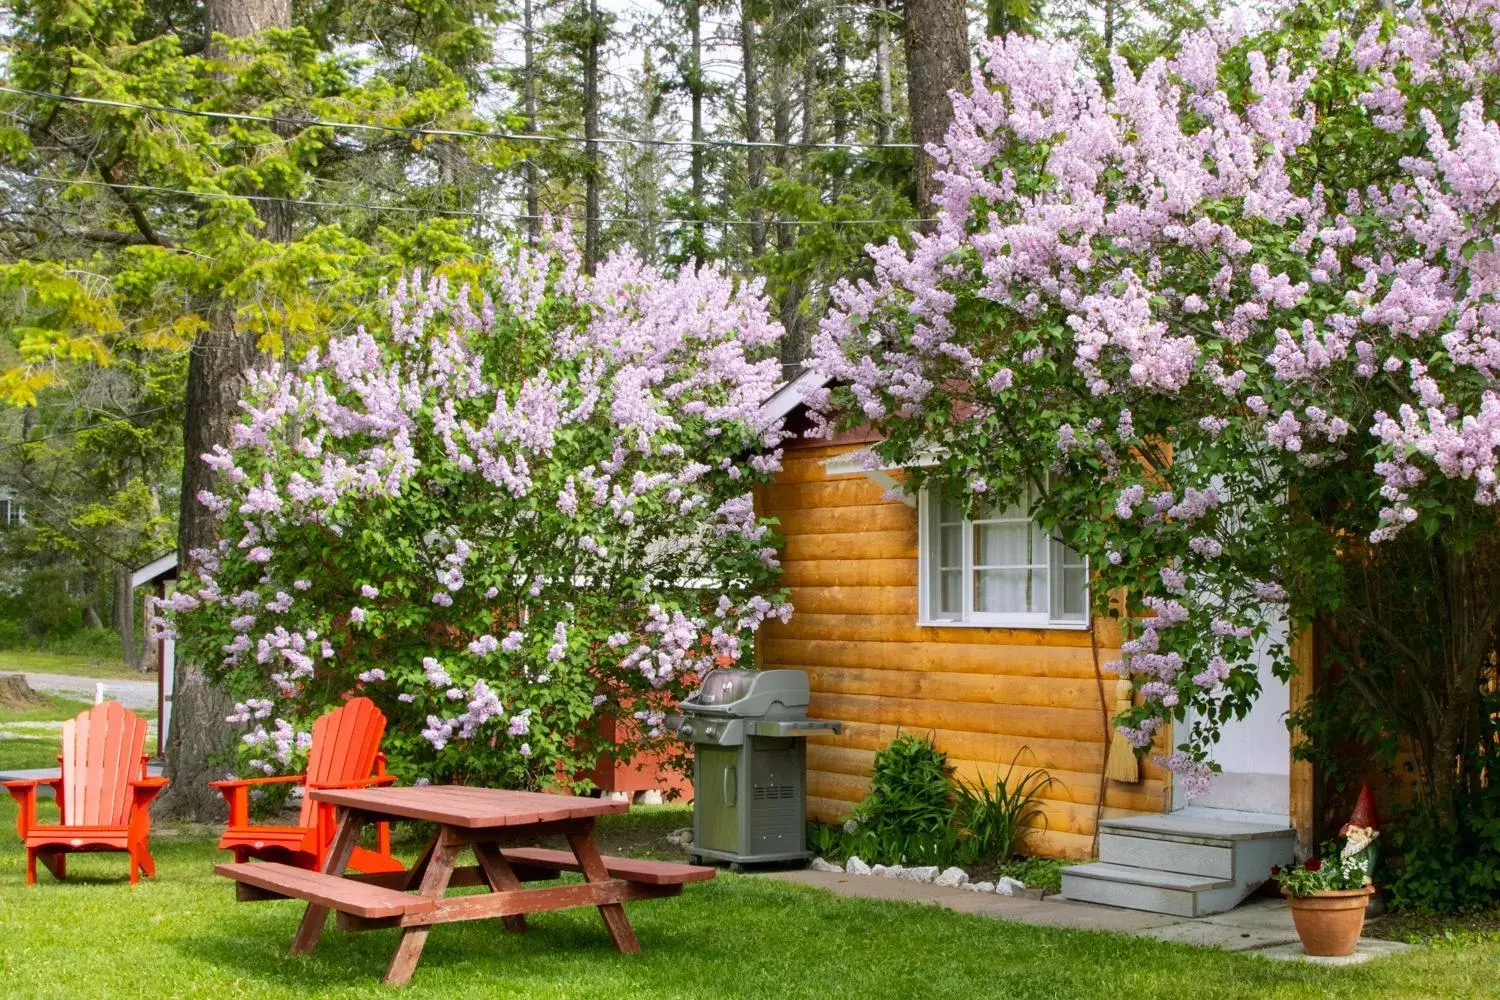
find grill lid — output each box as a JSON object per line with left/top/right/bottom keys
{"left": 695, "top": 669, "right": 757, "bottom": 707}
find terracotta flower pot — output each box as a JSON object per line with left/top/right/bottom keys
{"left": 1284, "top": 885, "right": 1376, "bottom": 957}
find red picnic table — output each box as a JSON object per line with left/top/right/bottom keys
{"left": 216, "top": 785, "right": 715, "bottom": 986}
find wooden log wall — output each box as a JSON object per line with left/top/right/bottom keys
{"left": 755, "top": 442, "right": 1171, "bottom": 861}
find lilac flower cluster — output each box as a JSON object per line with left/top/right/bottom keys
{"left": 168, "top": 231, "right": 791, "bottom": 783}
{"left": 810, "top": 5, "right": 1500, "bottom": 791}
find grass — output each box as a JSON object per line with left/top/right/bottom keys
{"left": 2, "top": 794, "right": 1499, "bottom": 998}
{"left": 0, "top": 695, "right": 157, "bottom": 773}
{"left": 0, "top": 649, "right": 152, "bottom": 680}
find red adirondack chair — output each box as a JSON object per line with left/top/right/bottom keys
{"left": 3, "top": 701, "right": 169, "bottom": 885}
{"left": 210, "top": 696, "right": 403, "bottom": 873}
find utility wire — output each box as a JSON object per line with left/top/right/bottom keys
{"left": 20, "top": 174, "right": 923, "bottom": 228}
{"left": 0, "top": 85, "right": 918, "bottom": 152}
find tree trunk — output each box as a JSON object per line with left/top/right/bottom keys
{"left": 742, "top": 0, "right": 766, "bottom": 258}
{"left": 902, "top": 0, "right": 969, "bottom": 223}
{"left": 158, "top": 0, "right": 289, "bottom": 822}
{"left": 688, "top": 0, "right": 705, "bottom": 263}
{"left": 114, "top": 567, "right": 136, "bottom": 669}
{"left": 583, "top": 0, "right": 601, "bottom": 274}
{"left": 523, "top": 0, "right": 540, "bottom": 241}
{"left": 875, "top": 1, "right": 892, "bottom": 145}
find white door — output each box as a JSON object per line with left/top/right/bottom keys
{"left": 1179, "top": 616, "right": 1291, "bottom": 821}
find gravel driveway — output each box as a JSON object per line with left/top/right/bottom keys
{"left": 19, "top": 672, "right": 157, "bottom": 711}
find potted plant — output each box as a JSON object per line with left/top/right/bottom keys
{"left": 1271, "top": 826, "right": 1380, "bottom": 957}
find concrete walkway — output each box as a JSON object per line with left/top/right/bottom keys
{"left": 763, "top": 869, "right": 1413, "bottom": 966}
{"left": 17, "top": 672, "right": 156, "bottom": 711}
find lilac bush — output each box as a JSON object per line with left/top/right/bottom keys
{"left": 811, "top": 1, "right": 1500, "bottom": 812}
{"left": 164, "top": 233, "right": 790, "bottom": 787}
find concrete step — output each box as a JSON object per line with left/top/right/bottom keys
{"left": 1098, "top": 831, "right": 1234, "bottom": 879}
{"left": 1066, "top": 810, "right": 1298, "bottom": 917}
{"left": 1060, "top": 863, "right": 1238, "bottom": 918}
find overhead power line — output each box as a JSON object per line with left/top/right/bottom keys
{"left": 21, "top": 174, "right": 924, "bottom": 228}
{"left": 0, "top": 85, "right": 919, "bottom": 152}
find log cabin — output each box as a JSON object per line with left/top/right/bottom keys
{"left": 753, "top": 372, "right": 1306, "bottom": 917}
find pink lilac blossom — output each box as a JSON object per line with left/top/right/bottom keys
{"left": 808, "top": 7, "right": 1500, "bottom": 791}
{"left": 168, "top": 231, "right": 790, "bottom": 783}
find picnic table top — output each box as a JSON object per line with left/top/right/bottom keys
{"left": 308, "top": 784, "right": 630, "bottom": 828}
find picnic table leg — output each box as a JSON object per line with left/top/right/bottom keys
{"left": 566, "top": 828, "right": 640, "bottom": 954}
{"left": 384, "top": 829, "right": 459, "bottom": 987}
{"left": 291, "top": 807, "right": 366, "bottom": 955}
{"left": 473, "top": 843, "right": 528, "bottom": 933}
{"left": 400, "top": 833, "right": 439, "bottom": 891}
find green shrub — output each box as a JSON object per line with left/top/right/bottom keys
{"left": 1385, "top": 796, "right": 1500, "bottom": 914}
{"left": 848, "top": 734, "right": 956, "bottom": 866}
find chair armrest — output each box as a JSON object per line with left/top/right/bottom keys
{"left": 207, "top": 774, "right": 307, "bottom": 789}
{"left": 3, "top": 779, "right": 58, "bottom": 838}
{"left": 307, "top": 774, "right": 398, "bottom": 791}
{"left": 129, "top": 777, "right": 170, "bottom": 791}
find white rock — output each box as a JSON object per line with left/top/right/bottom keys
{"left": 809, "top": 857, "right": 843, "bottom": 873}
{"left": 845, "top": 856, "right": 872, "bottom": 876}
{"left": 873, "top": 864, "right": 903, "bottom": 878}
{"left": 995, "top": 876, "right": 1027, "bottom": 896}
{"left": 933, "top": 866, "right": 969, "bottom": 888}
{"left": 900, "top": 865, "right": 940, "bottom": 883}
{"left": 965, "top": 881, "right": 996, "bottom": 893}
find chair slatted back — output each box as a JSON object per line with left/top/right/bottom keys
{"left": 61, "top": 702, "right": 147, "bottom": 827}
{"left": 297, "top": 696, "right": 386, "bottom": 827}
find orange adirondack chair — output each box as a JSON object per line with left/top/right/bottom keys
{"left": 3, "top": 701, "right": 169, "bottom": 885}
{"left": 210, "top": 696, "right": 403, "bottom": 873}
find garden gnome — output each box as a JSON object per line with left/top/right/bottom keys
{"left": 1341, "top": 785, "right": 1382, "bottom": 914}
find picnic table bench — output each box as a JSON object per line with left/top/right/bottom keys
{"left": 216, "top": 785, "right": 715, "bottom": 986}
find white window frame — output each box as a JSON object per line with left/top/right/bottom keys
{"left": 917, "top": 485, "right": 1089, "bottom": 630}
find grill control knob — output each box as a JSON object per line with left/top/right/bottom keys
{"left": 680, "top": 723, "right": 694, "bottom": 738}
{"left": 705, "top": 725, "right": 719, "bottom": 739}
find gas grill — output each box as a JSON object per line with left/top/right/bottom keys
{"left": 668, "top": 668, "right": 842, "bottom": 869}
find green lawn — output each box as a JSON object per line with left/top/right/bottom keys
{"left": 0, "top": 695, "right": 158, "bottom": 773}
{"left": 0, "top": 649, "right": 152, "bottom": 680}
{"left": 0, "top": 793, "right": 1496, "bottom": 999}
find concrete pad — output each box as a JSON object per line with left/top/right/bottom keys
{"left": 762, "top": 870, "right": 1185, "bottom": 934}
{"left": 1199, "top": 897, "right": 1297, "bottom": 933}
{"left": 1251, "top": 938, "right": 1414, "bottom": 966}
{"left": 1143, "top": 920, "right": 1298, "bottom": 951}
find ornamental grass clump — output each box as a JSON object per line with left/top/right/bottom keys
{"left": 809, "top": 0, "right": 1500, "bottom": 835}
{"left": 162, "top": 233, "right": 792, "bottom": 788}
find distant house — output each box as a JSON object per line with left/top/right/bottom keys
{"left": 0, "top": 486, "right": 25, "bottom": 529}
{"left": 753, "top": 372, "right": 1306, "bottom": 915}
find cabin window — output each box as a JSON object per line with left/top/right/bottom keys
{"left": 0, "top": 498, "right": 19, "bottom": 529}
{"left": 919, "top": 485, "right": 1088, "bottom": 629}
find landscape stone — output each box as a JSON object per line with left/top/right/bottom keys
{"left": 901, "top": 865, "right": 940, "bottom": 883}
{"left": 934, "top": 866, "right": 969, "bottom": 888}
{"left": 996, "top": 876, "right": 1027, "bottom": 895}
{"left": 965, "top": 881, "right": 996, "bottom": 893}
{"left": 810, "top": 857, "right": 843, "bottom": 873}
{"left": 845, "top": 856, "right": 872, "bottom": 876}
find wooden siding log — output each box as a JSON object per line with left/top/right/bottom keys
{"left": 808, "top": 691, "right": 1105, "bottom": 742}
{"left": 762, "top": 614, "right": 1116, "bottom": 649}
{"left": 787, "top": 586, "right": 919, "bottom": 615}
{"left": 760, "top": 638, "right": 1119, "bottom": 678}
{"left": 761, "top": 480, "right": 893, "bottom": 511}
{"left": 783, "top": 533, "right": 917, "bottom": 562}
{"left": 794, "top": 666, "right": 1108, "bottom": 708}
{"left": 773, "top": 504, "right": 915, "bottom": 535}
{"left": 779, "top": 560, "right": 918, "bottom": 588}
{"left": 806, "top": 722, "right": 1169, "bottom": 782}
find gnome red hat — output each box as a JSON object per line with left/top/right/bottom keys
{"left": 1340, "top": 784, "right": 1379, "bottom": 836}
